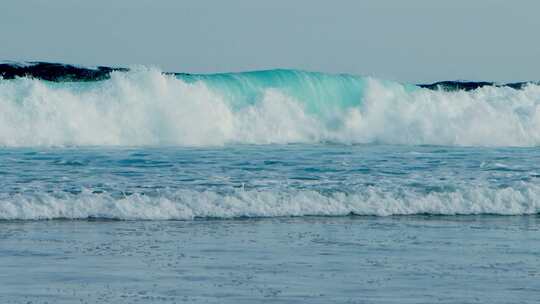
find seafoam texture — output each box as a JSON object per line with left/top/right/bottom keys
{"left": 1, "top": 68, "right": 540, "bottom": 147}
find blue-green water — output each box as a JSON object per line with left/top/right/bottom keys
{"left": 178, "top": 69, "right": 389, "bottom": 113}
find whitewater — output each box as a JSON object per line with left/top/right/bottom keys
{"left": 1, "top": 66, "right": 540, "bottom": 147}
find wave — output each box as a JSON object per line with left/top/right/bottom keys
{"left": 1, "top": 64, "right": 540, "bottom": 147}
{"left": 1, "top": 183, "right": 539, "bottom": 220}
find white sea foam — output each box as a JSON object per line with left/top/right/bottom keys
{"left": 1, "top": 184, "right": 539, "bottom": 220}
{"left": 1, "top": 68, "right": 539, "bottom": 147}
{"left": 341, "top": 81, "right": 540, "bottom": 146}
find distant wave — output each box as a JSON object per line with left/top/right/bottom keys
{"left": 1, "top": 184, "right": 539, "bottom": 220}
{"left": 1, "top": 62, "right": 540, "bottom": 147}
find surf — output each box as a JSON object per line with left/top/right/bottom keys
{"left": 1, "top": 62, "right": 540, "bottom": 147}
{"left": 2, "top": 183, "right": 539, "bottom": 220}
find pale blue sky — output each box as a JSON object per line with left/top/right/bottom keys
{"left": 1, "top": 0, "right": 539, "bottom": 82}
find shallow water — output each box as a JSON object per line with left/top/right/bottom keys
{"left": 1, "top": 216, "right": 539, "bottom": 303}
{"left": 1, "top": 144, "right": 540, "bottom": 303}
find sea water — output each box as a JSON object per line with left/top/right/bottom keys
{"left": 1, "top": 216, "right": 539, "bottom": 303}
{"left": 1, "top": 145, "right": 540, "bottom": 220}
{"left": 1, "top": 66, "right": 540, "bottom": 303}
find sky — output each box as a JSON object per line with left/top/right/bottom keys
{"left": 1, "top": 0, "right": 539, "bottom": 83}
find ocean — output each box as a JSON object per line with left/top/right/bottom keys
{"left": 0, "top": 63, "right": 539, "bottom": 303}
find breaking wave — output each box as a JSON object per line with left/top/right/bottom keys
{"left": 1, "top": 64, "right": 540, "bottom": 147}
{"left": 1, "top": 184, "right": 539, "bottom": 220}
